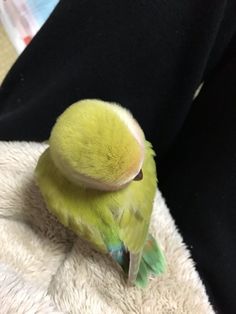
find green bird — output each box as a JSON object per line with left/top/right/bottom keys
{"left": 35, "top": 99, "right": 166, "bottom": 287}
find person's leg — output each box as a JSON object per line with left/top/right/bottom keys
{"left": 0, "top": 0, "right": 236, "bottom": 312}
{"left": 159, "top": 36, "right": 236, "bottom": 314}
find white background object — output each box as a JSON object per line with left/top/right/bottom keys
{"left": 0, "top": 0, "right": 59, "bottom": 54}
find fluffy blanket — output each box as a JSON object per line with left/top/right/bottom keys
{"left": 0, "top": 142, "right": 214, "bottom": 313}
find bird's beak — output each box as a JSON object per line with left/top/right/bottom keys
{"left": 133, "top": 169, "right": 143, "bottom": 181}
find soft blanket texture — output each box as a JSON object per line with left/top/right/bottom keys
{"left": 0, "top": 142, "right": 214, "bottom": 314}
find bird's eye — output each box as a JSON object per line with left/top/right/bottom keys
{"left": 133, "top": 169, "right": 143, "bottom": 181}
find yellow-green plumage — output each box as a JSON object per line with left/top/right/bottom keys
{"left": 35, "top": 99, "right": 165, "bottom": 287}
{"left": 49, "top": 100, "right": 144, "bottom": 189}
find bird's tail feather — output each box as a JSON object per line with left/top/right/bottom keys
{"left": 135, "top": 234, "right": 166, "bottom": 288}
{"left": 108, "top": 234, "right": 166, "bottom": 288}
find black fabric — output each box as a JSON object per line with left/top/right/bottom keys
{"left": 159, "top": 39, "right": 236, "bottom": 314}
{"left": 0, "top": 0, "right": 236, "bottom": 312}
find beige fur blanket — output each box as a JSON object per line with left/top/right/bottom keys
{"left": 0, "top": 141, "right": 214, "bottom": 313}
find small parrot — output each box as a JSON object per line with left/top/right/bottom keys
{"left": 35, "top": 99, "right": 166, "bottom": 287}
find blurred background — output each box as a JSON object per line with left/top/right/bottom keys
{"left": 0, "top": 24, "right": 17, "bottom": 83}
{"left": 0, "top": 0, "right": 59, "bottom": 83}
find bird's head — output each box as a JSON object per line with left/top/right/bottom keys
{"left": 49, "top": 99, "right": 145, "bottom": 191}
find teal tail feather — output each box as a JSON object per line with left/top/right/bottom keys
{"left": 108, "top": 244, "right": 129, "bottom": 273}
{"left": 108, "top": 234, "right": 166, "bottom": 288}
{"left": 135, "top": 234, "right": 166, "bottom": 288}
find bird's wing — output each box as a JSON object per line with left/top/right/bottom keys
{"left": 118, "top": 141, "right": 157, "bottom": 284}
{"left": 35, "top": 148, "right": 108, "bottom": 252}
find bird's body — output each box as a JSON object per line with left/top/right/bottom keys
{"left": 35, "top": 99, "right": 166, "bottom": 287}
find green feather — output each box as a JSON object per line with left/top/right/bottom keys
{"left": 142, "top": 234, "right": 166, "bottom": 275}
{"left": 135, "top": 259, "right": 148, "bottom": 288}
{"left": 133, "top": 234, "right": 166, "bottom": 288}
